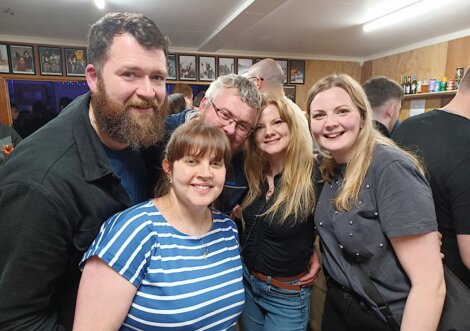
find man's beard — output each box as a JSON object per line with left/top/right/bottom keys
{"left": 91, "top": 79, "right": 168, "bottom": 149}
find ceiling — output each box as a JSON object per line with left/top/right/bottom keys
{"left": 1, "top": 0, "right": 470, "bottom": 63}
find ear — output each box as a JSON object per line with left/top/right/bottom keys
{"left": 86, "top": 64, "right": 98, "bottom": 93}
{"left": 198, "top": 97, "right": 210, "bottom": 114}
{"left": 162, "top": 158, "right": 171, "bottom": 177}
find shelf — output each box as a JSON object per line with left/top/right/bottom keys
{"left": 404, "top": 90, "right": 456, "bottom": 99}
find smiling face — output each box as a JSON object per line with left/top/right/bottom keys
{"left": 164, "top": 152, "right": 226, "bottom": 209}
{"left": 254, "top": 104, "right": 290, "bottom": 160}
{"left": 87, "top": 33, "right": 168, "bottom": 149}
{"left": 309, "top": 87, "right": 363, "bottom": 163}
{"left": 199, "top": 87, "right": 258, "bottom": 154}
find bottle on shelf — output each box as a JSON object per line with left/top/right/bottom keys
{"left": 405, "top": 75, "right": 411, "bottom": 94}
{"left": 411, "top": 75, "right": 417, "bottom": 94}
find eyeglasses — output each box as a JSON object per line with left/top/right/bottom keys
{"left": 210, "top": 100, "right": 253, "bottom": 137}
{"left": 246, "top": 76, "right": 264, "bottom": 82}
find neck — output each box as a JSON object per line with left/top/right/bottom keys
{"left": 267, "top": 153, "right": 285, "bottom": 177}
{"left": 442, "top": 93, "right": 470, "bottom": 120}
{"left": 88, "top": 106, "right": 128, "bottom": 150}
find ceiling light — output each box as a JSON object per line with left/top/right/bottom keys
{"left": 363, "top": 0, "right": 448, "bottom": 32}
{"left": 95, "top": 0, "right": 105, "bottom": 10}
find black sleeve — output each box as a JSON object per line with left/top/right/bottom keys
{"left": 0, "top": 182, "right": 71, "bottom": 331}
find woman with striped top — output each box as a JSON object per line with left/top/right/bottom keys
{"left": 73, "top": 120, "right": 244, "bottom": 330}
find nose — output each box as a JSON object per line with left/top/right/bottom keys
{"left": 264, "top": 124, "right": 275, "bottom": 136}
{"left": 197, "top": 161, "right": 213, "bottom": 179}
{"left": 136, "top": 76, "right": 156, "bottom": 100}
{"left": 325, "top": 114, "right": 338, "bottom": 127}
{"left": 222, "top": 120, "right": 237, "bottom": 135}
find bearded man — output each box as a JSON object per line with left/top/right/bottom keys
{"left": 0, "top": 13, "right": 169, "bottom": 331}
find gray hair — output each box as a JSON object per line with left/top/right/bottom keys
{"left": 87, "top": 12, "right": 170, "bottom": 75}
{"left": 205, "top": 74, "right": 262, "bottom": 112}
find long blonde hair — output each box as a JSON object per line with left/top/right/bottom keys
{"left": 242, "top": 95, "right": 315, "bottom": 223}
{"left": 306, "top": 73, "right": 424, "bottom": 212}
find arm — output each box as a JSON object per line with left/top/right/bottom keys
{"left": 390, "top": 231, "right": 445, "bottom": 331}
{"left": 0, "top": 185, "right": 71, "bottom": 330}
{"left": 299, "top": 247, "right": 321, "bottom": 287}
{"left": 457, "top": 234, "right": 470, "bottom": 270}
{"left": 73, "top": 256, "right": 137, "bottom": 331}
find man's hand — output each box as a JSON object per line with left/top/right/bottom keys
{"left": 299, "top": 249, "right": 321, "bottom": 287}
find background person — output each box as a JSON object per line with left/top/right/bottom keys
{"left": 172, "top": 83, "right": 194, "bottom": 109}
{"left": 74, "top": 120, "right": 244, "bottom": 330}
{"left": 307, "top": 73, "right": 445, "bottom": 331}
{"left": 0, "top": 12, "right": 169, "bottom": 330}
{"left": 168, "top": 92, "right": 186, "bottom": 114}
{"left": 393, "top": 66, "right": 470, "bottom": 289}
{"left": 362, "top": 76, "right": 404, "bottom": 137}
{"left": 240, "top": 95, "right": 318, "bottom": 331}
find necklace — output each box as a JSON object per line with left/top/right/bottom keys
{"left": 198, "top": 209, "right": 210, "bottom": 258}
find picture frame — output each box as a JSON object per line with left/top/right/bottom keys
{"left": 218, "top": 57, "right": 235, "bottom": 76}
{"left": 167, "top": 53, "right": 177, "bottom": 80}
{"left": 283, "top": 85, "right": 296, "bottom": 103}
{"left": 39, "top": 46, "right": 63, "bottom": 76}
{"left": 276, "top": 59, "right": 288, "bottom": 84}
{"left": 198, "top": 56, "right": 216, "bottom": 81}
{"left": 237, "top": 57, "right": 253, "bottom": 76}
{"left": 9, "top": 45, "right": 35, "bottom": 74}
{"left": 64, "top": 48, "right": 87, "bottom": 76}
{"left": 289, "top": 60, "right": 305, "bottom": 84}
{"left": 178, "top": 54, "right": 197, "bottom": 81}
{"left": 0, "top": 44, "right": 10, "bottom": 73}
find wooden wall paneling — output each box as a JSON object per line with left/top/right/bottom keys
{"left": 295, "top": 60, "right": 361, "bottom": 110}
{"left": 445, "top": 36, "right": 470, "bottom": 80}
{"left": 0, "top": 77, "right": 11, "bottom": 125}
{"left": 371, "top": 42, "right": 448, "bottom": 84}
{"left": 360, "top": 61, "right": 372, "bottom": 83}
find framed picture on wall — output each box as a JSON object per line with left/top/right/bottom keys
{"left": 218, "top": 57, "right": 235, "bottom": 76}
{"left": 283, "top": 85, "right": 296, "bottom": 102}
{"left": 198, "top": 56, "right": 216, "bottom": 81}
{"left": 9, "top": 45, "right": 35, "bottom": 74}
{"left": 276, "top": 59, "right": 288, "bottom": 84}
{"left": 237, "top": 57, "right": 252, "bottom": 76}
{"left": 167, "top": 53, "right": 177, "bottom": 80}
{"left": 39, "top": 46, "right": 63, "bottom": 76}
{"left": 289, "top": 60, "right": 305, "bottom": 84}
{"left": 65, "top": 48, "right": 87, "bottom": 76}
{"left": 0, "top": 44, "right": 10, "bottom": 73}
{"left": 178, "top": 54, "right": 197, "bottom": 81}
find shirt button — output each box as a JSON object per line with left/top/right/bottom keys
{"left": 319, "top": 222, "right": 323, "bottom": 226}
{"left": 379, "top": 243, "right": 384, "bottom": 247}
{"left": 366, "top": 184, "right": 370, "bottom": 189}
{"left": 349, "top": 220, "right": 353, "bottom": 225}
{"left": 356, "top": 252, "right": 360, "bottom": 256}
{"left": 339, "top": 244, "right": 343, "bottom": 249}
{"left": 374, "top": 212, "right": 378, "bottom": 216}
{"left": 349, "top": 233, "right": 353, "bottom": 237}
{"left": 334, "top": 211, "right": 338, "bottom": 214}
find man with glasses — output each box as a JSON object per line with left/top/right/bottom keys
{"left": 166, "top": 74, "right": 261, "bottom": 215}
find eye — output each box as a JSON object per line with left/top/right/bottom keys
{"left": 311, "top": 112, "right": 325, "bottom": 120}
{"left": 338, "top": 108, "right": 350, "bottom": 115}
{"left": 184, "top": 158, "right": 198, "bottom": 165}
{"left": 218, "top": 109, "right": 232, "bottom": 121}
{"left": 210, "top": 160, "right": 224, "bottom": 168}
{"left": 237, "top": 122, "right": 252, "bottom": 132}
{"left": 151, "top": 74, "right": 166, "bottom": 83}
{"left": 122, "top": 71, "right": 137, "bottom": 79}
{"left": 254, "top": 125, "right": 265, "bottom": 132}
{"left": 273, "top": 119, "right": 284, "bottom": 126}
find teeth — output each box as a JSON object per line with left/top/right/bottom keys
{"left": 325, "top": 132, "right": 341, "bottom": 138}
{"left": 194, "top": 185, "right": 210, "bottom": 189}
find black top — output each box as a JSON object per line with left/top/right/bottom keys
{"left": 374, "top": 120, "right": 391, "bottom": 138}
{"left": 0, "top": 93, "right": 160, "bottom": 330}
{"left": 242, "top": 173, "right": 315, "bottom": 277}
{"left": 393, "top": 109, "right": 470, "bottom": 288}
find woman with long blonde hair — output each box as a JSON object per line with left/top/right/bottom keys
{"left": 240, "top": 95, "right": 318, "bottom": 330}
{"left": 307, "top": 73, "right": 445, "bottom": 331}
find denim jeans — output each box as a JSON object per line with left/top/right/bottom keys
{"left": 240, "top": 264, "right": 312, "bottom": 331}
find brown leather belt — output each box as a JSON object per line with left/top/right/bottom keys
{"left": 251, "top": 270, "right": 307, "bottom": 291}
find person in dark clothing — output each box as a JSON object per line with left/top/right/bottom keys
{"left": 393, "top": 66, "right": 470, "bottom": 289}
{"left": 168, "top": 92, "right": 186, "bottom": 114}
{"left": 362, "top": 76, "right": 404, "bottom": 138}
{"left": 0, "top": 12, "right": 169, "bottom": 331}
{"left": 0, "top": 122, "right": 22, "bottom": 163}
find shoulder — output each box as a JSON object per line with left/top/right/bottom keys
{"left": 369, "top": 144, "right": 416, "bottom": 176}
{"left": 165, "top": 109, "right": 198, "bottom": 131}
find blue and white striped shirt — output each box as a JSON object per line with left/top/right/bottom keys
{"left": 81, "top": 200, "right": 244, "bottom": 330}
